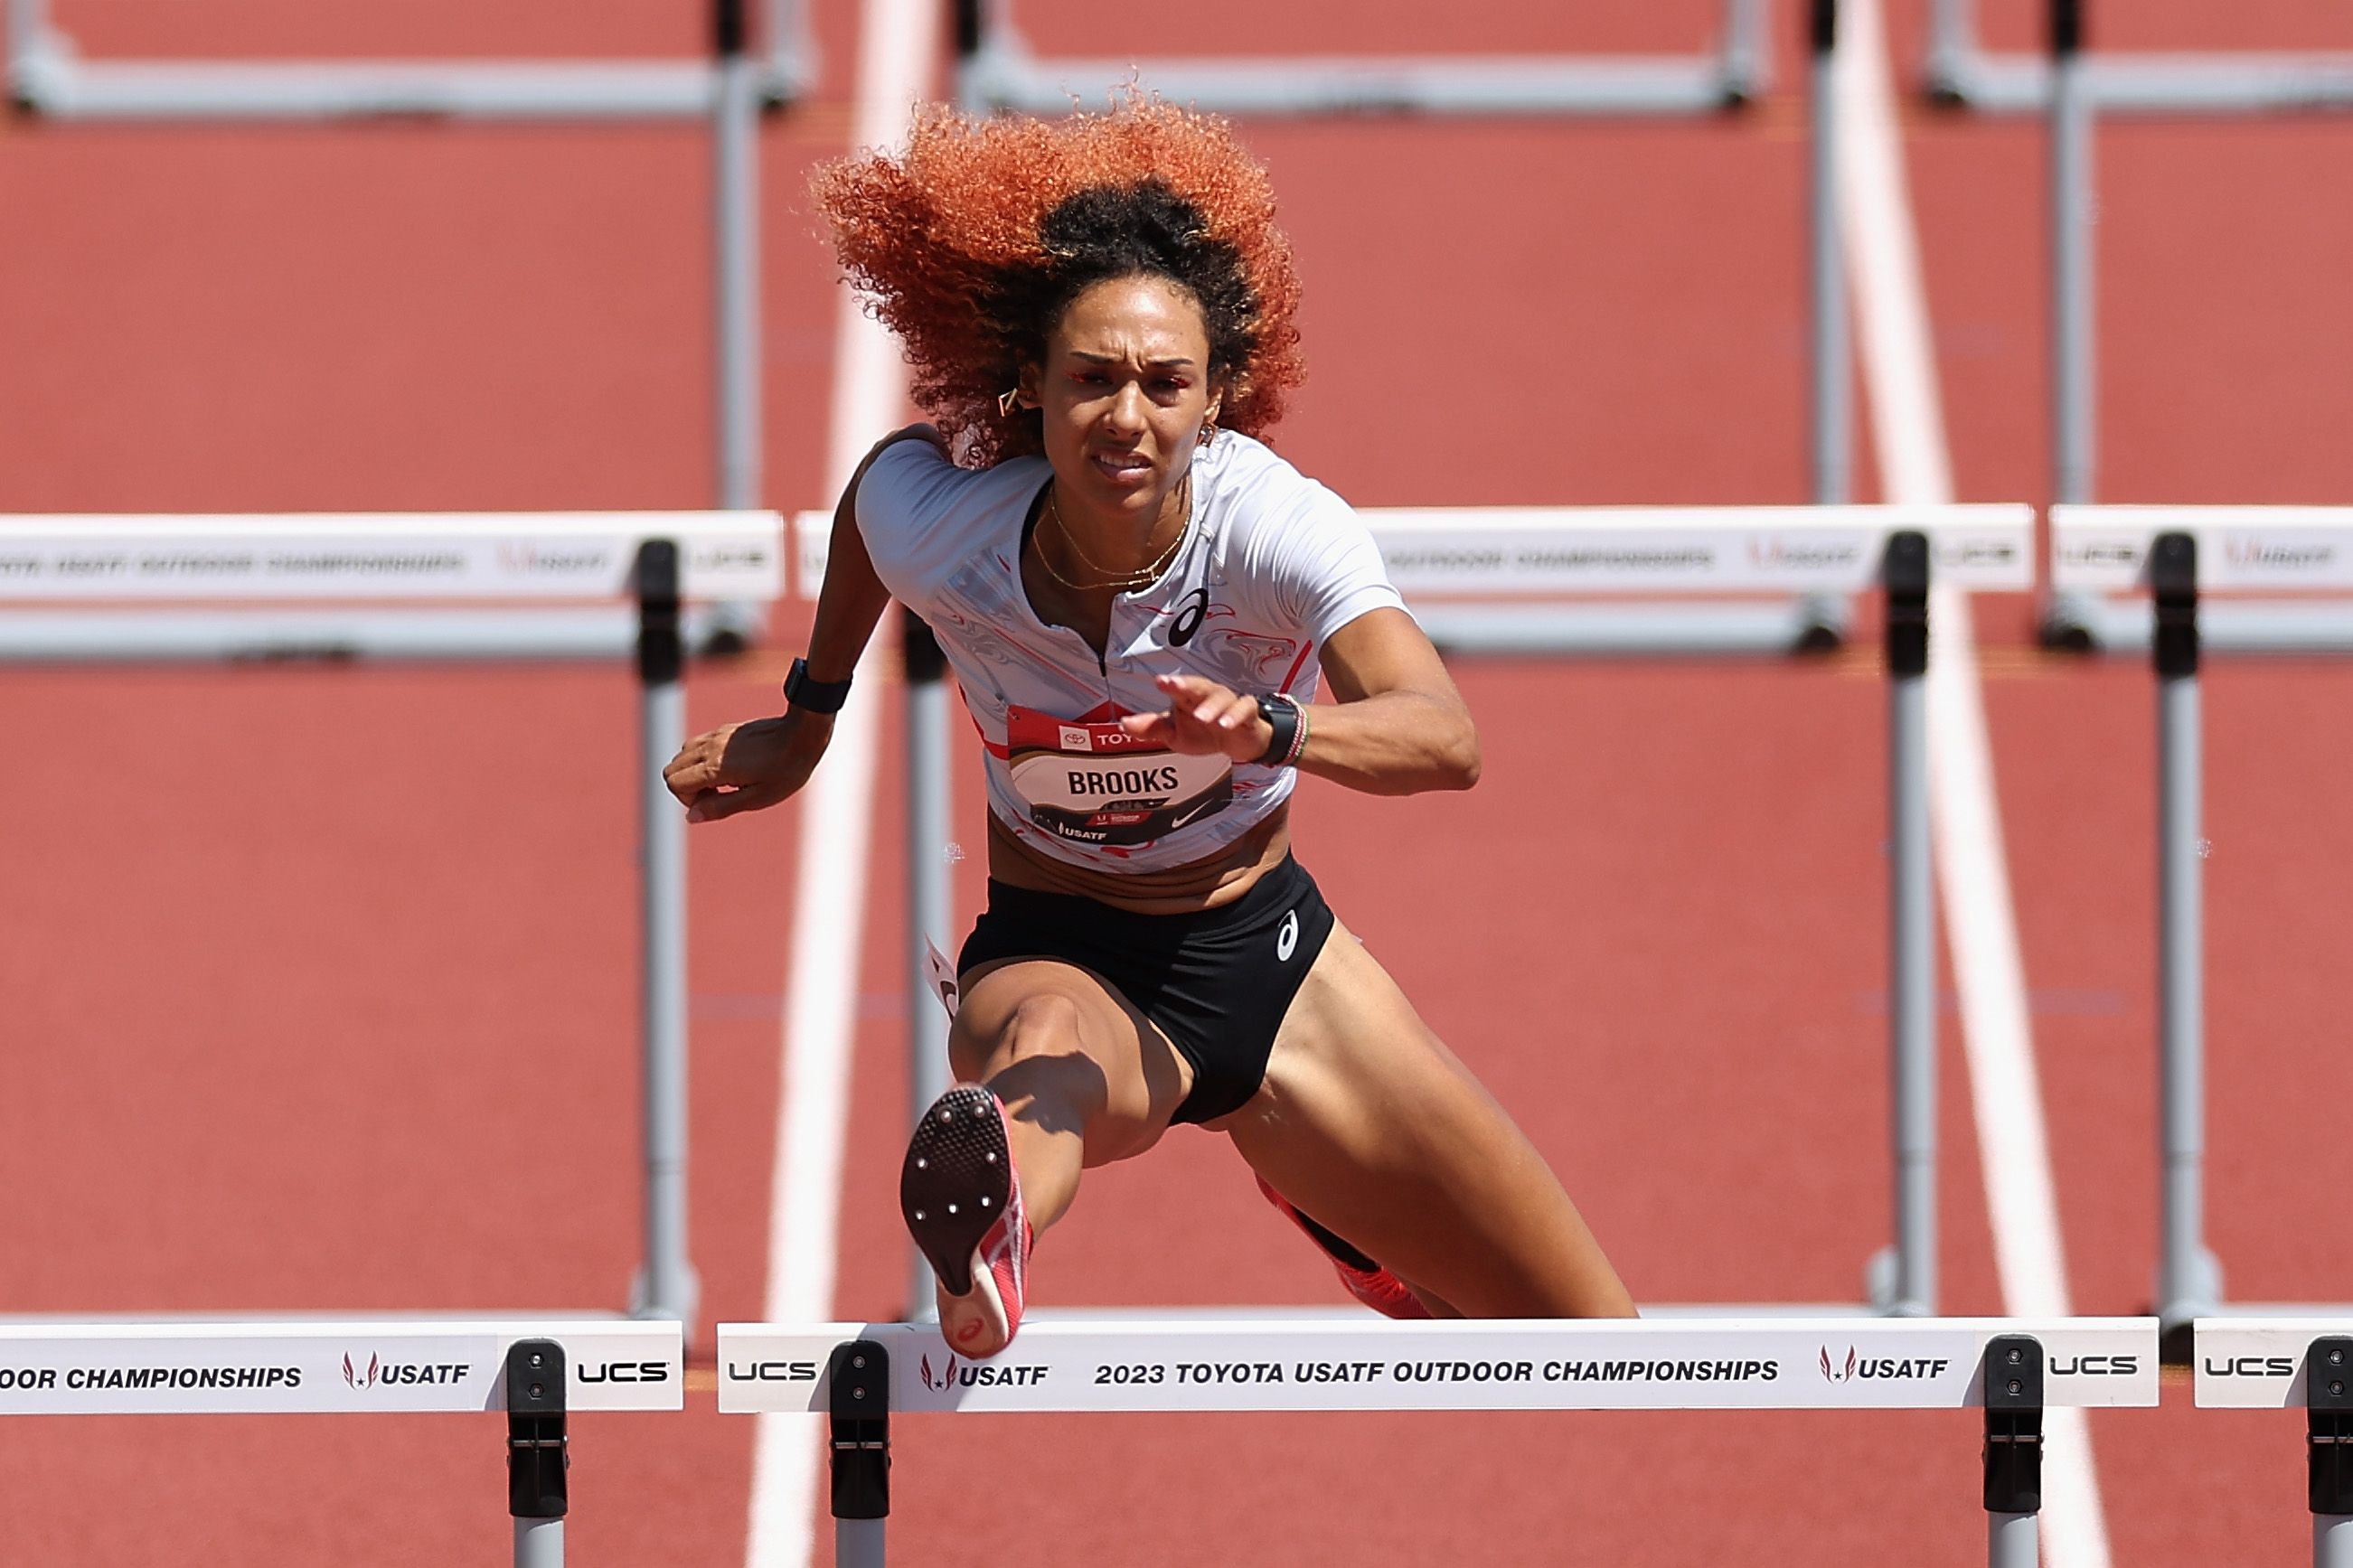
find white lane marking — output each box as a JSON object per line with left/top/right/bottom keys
{"left": 1837, "top": 5, "right": 2114, "bottom": 1567}
{"left": 742, "top": 0, "right": 933, "bottom": 1561}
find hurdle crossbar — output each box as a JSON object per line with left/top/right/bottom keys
{"left": 2051, "top": 511, "right": 2353, "bottom": 1351}
{"left": 721, "top": 1316, "right": 2153, "bottom": 1413}
{"left": 2195, "top": 1321, "right": 2353, "bottom": 1568}
{"left": 1, "top": 512, "right": 786, "bottom": 1330}
{"left": 0, "top": 1319, "right": 682, "bottom": 1415}
{"left": 725, "top": 1317, "right": 2151, "bottom": 1568}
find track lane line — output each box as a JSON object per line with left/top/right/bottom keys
{"left": 742, "top": 0, "right": 934, "bottom": 1562}
{"left": 1836, "top": 4, "right": 2114, "bottom": 1566}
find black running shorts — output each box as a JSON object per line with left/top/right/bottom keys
{"left": 955, "top": 855, "right": 1338, "bottom": 1125}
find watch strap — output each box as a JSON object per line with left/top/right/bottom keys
{"left": 783, "top": 656, "right": 853, "bottom": 715}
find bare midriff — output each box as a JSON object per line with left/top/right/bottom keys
{"left": 984, "top": 803, "right": 1293, "bottom": 915}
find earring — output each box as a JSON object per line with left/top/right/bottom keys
{"left": 1197, "top": 418, "right": 1219, "bottom": 447}
{"left": 997, "top": 388, "right": 1024, "bottom": 418}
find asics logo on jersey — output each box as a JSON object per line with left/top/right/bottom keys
{"left": 1167, "top": 586, "right": 1209, "bottom": 647}
{"left": 1276, "top": 910, "right": 1300, "bottom": 962}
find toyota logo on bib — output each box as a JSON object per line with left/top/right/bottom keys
{"left": 1276, "top": 910, "right": 1300, "bottom": 961}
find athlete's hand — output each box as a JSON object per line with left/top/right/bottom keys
{"left": 664, "top": 710, "right": 833, "bottom": 822}
{"left": 1119, "top": 673, "right": 1274, "bottom": 763}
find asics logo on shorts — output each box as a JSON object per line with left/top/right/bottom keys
{"left": 1276, "top": 909, "right": 1300, "bottom": 962}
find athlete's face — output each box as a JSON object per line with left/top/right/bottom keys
{"left": 1026, "top": 273, "right": 1226, "bottom": 528}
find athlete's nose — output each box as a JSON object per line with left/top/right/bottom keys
{"left": 1101, "top": 379, "right": 1150, "bottom": 437}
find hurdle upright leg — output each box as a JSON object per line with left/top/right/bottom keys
{"left": 1878, "top": 530, "right": 1935, "bottom": 1317}
{"left": 830, "top": 1341, "right": 892, "bottom": 1568}
{"left": 635, "top": 540, "right": 701, "bottom": 1329}
{"left": 2151, "top": 531, "right": 2217, "bottom": 1350}
{"left": 1984, "top": 1335, "right": 2044, "bottom": 1568}
{"left": 507, "top": 1340, "right": 569, "bottom": 1568}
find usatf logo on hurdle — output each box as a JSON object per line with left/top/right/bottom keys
{"left": 339, "top": 1350, "right": 477, "bottom": 1390}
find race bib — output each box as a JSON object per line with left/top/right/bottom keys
{"left": 1003, "top": 705, "right": 1232, "bottom": 850}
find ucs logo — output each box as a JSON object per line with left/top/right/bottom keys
{"left": 728, "top": 1360, "right": 820, "bottom": 1383}
{"left": 2050, "top": 1355, "right": 2139, "bottom": 1376}
{"left": 579, "top": 1361, "right": 672, "bottom": 1385}
{"left": 2205, "top": 1356, "right": 2296, "bottom": 1378}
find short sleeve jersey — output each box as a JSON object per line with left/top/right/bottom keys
{"left": 856, "top": 431, "right": 1407, "bottom": 873}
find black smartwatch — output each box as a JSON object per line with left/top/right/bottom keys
{"left": 1254, "top": 691, "right": 1306, "bottom": 767}
{"left": 782, "top": 656, "right": 854, "bottom": 716}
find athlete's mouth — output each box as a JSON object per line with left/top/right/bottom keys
{"left": 1090, "top": 451, "right": 1155, "bottom": 485}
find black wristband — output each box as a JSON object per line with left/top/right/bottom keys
{"left": 783, "top": 656, "right": 853, "bottom": 715}
{"left": 1254, "top": 692, "right": 1304, "bottom": 767}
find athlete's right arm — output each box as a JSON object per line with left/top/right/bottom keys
{"left": 663, "top": 425, "right": 946, "bottom": 822}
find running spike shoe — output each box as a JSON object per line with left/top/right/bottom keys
{"left": 902, "top": 1084, "right": 1031, "bottom": 1357}
{"left": 1255, "top": 1173, "right": 1431, "bottom": 1320}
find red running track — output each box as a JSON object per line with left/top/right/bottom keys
{"left": 4, "top": 0, "right": 2351, "bottom": 1562}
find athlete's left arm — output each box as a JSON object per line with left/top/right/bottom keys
{"left": 1121, "top": 607, "right": 1480, "bottom": 796}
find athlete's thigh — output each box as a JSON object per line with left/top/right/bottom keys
{"left": 952, "top": 957, "right": 1196, "bottom": 1166}
{"left": 1217, "top": 924, "right": 1633, "bottom": 1318}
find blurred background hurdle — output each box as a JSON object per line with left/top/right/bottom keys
{"left": 0, "top": 1319, "right": 681, "bottom": 1568}
{"left": 955, "top": 0, "right": 1772, "bottom": 116}
{"left": 2050, "top": 507, "right": 2353, "bottom": 1352}
{"left": 722, "top": 1315, "right": 2157, "bottom": 1568}
{"left": 5, "top": 0, "right": 812, "bottom": 532}
{"left": 793, "top": 503, "right": 2037, "bottom": 1323}
{"left": 0, "top": 511, "right": 785, "bottom": 1330}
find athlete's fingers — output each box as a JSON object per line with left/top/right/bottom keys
{"left": 683, "top": 782, "right": 787, "bottom": 823}
{"left": 664, "top": 727, "right": 737, "bottom": 800}
{"left": 1153, "top": 671, "right": 1225, "bottom": 711}
{"left": 1117, "top": 711, "right": 1176, "bottom": 742}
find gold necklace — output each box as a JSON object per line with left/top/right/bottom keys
{"left": 1035, "top": 476, "right": 1191, "bottom": 593}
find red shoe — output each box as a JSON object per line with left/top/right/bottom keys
{"left": 903, "top": 1084, "right": 1031, "bottom": 1357}
{"left": 1254, "top": 1174, "right": 1430, "bottom": 1319}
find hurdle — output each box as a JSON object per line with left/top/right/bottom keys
{"left": 2196, "top": 1320, "right": 2353, "bottom": 1567}
{"left": 1927, "top": 0, "right": 2353, "bottom": 113}
{"left": 721, "top": 1315, "right": 2156, "bottom": 1566}
{"left": 2049, "top": 507, "right": 2353, "bottom": 1349}
{"left": 6, "top": 0, "right": 801, "bottom": 524}
{"left": 792, "top": 504, "right": 2038, "bottom": 1320}
{"left": 954, "top": 0, "right": 1770, "bottom": 118}
{"left": 0, "top": 511, "right": 786, "bottom": 1329}
{"left": 0, "top": 1319, "right": 681, "bottom": 1567}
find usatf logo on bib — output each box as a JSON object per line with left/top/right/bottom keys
{"left": 1004, "top": 705, "right": 1232, "bottom": 850}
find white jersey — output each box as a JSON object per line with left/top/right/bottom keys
{"left": 857, "top": 431, "right": 1407, "bottom": 873}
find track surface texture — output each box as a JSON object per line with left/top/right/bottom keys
{"left": 4, "top": 0, "right": 2349, "bottom": 1563}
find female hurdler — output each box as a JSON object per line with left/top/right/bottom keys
{"left": 664, "top": 98, "right": 1635, "bottom": 1356}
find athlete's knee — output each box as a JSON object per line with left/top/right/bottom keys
{"left": 950, "top": 990, "right": 1089, "bottom": 1082}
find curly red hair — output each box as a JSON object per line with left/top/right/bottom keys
{"left": 814, "top": 95, "right": 1306, "bottom": 468}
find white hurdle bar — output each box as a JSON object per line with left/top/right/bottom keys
{"left": 2050, "top": 507, "right": 2353, "bottom": 1349}
{"left": 2196, "top": 1320, "right": 2353, "bottom": 1568}
{"left": 797, "top": 504, "right": 2038, "bottom": 1323}
{"left": 0, "top": 1319, "right": 682, "bottom": 1568}
{"left": 722, "top": 1316, "right": 2155, "bottom": 1568}
{"left": 0, "top": 512, "right": 786, "bottom": 1332}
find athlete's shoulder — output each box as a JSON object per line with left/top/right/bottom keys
{"left": 859, "top": 442, "right": 1047, "bottom": 595}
